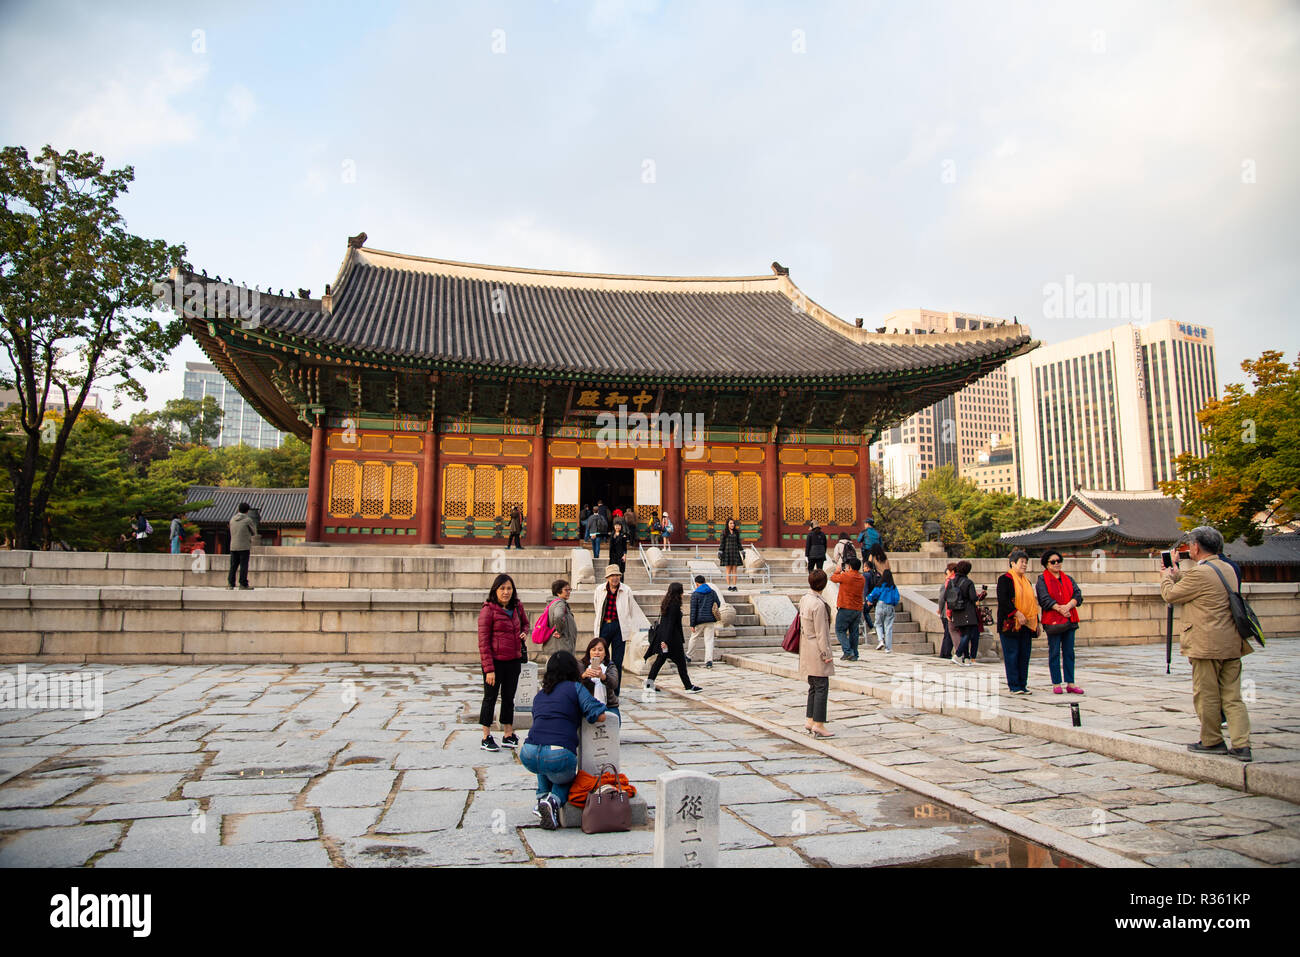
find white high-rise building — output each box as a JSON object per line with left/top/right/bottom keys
{"left": 1006, "top": 320, "right": 1217, "bottom": 501}
{"left": 871, "top": 309, "right": 1018, "bottom": 493}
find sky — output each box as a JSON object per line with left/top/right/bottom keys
{"left": 1, "top": 0, "right": 1297, "bottom": 417}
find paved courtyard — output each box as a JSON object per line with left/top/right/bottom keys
{"left": 0, "top": 645, "right": 1296, "bottom": 867}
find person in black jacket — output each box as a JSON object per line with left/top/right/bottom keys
{"left": 645, "top": 582, "right": 701, "bottom": 692}
{"left": 608, "top": 520, "right": 628, "bottom": 577}
{"left": 805, "top": 520, "right": 827, "bottom": 573}
{"left": 945, "top": 560, "right": 982, "bottom": 666}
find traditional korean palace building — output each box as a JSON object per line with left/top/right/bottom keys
{"left": 170, "top": 235, "right": 1037, "bottom": 548}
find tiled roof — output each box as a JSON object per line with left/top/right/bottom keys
{"left": 1224, "top": 532, "right": 1300, "bottom": 566}
{"left": 1000, "top": 490, "right": 1183, "bottom": 547}
{"left": 235, "top": 246, "right": 1034, "bottom": 380}
{"left": 183, "top": 486, "right": 307, "bottom": 526}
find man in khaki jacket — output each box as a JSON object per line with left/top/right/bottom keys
{"left": 1159, "top": 525, "right": 1252, "bottom": 761}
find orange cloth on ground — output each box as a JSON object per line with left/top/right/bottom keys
{"left": 566, "top": 769, "right": 637, "bottom": 807}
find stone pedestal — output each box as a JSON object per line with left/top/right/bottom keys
{"left": 920, "top": 541, "right": 946, "bottom": 558}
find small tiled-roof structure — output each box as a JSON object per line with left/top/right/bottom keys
{"left": 1224, "top": 532, "right": 1300, "bottom": 568}
{"left": 999, "top": 490, "right": 1183, "bottom": 551}
{"left": 183, "top": 486, "right": 307, "bottom": 527}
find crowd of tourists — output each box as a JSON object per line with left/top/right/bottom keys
{"left": 579, "top": 502, "right": 674, "bottom": 563}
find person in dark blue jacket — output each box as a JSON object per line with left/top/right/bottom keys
{"left": 519, "top": 651, "right": 607, "bottom": 829}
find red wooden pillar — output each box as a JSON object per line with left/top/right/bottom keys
{"left": 418, "top": 422, "right": 438, "bottom": 544}
{"left": 527, "top": 423, "right": 547, "bottom": 546}
{"left": 663, "top": 424, "right": 682, "bottom": 546}
{"left": 857, "top": 435, "right": 873, "bottom": 524}
{"left": 305, "top": 419, "right": 326, "bottom": 543}
{"left": 761, "top": 430, "right": 780, "bottom": 548}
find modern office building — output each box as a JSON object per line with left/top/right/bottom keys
{"left": 1005, "top": 319, "right": 1217, "bottom": 501}
{"left": 0, "top": 389, "right": 101, "bottom": 415}
{"left": 965, "top": 435, "right": 1017, "bottom": 494}
{"left": 871, "top": 309, "right": 1019, "bottom": 493}
{"left": 183, "top": 362, "right": 287, "bottom": 449}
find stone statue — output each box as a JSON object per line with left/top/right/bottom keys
{"left": 923, "top": 520, "right": 942, "bottom": 542}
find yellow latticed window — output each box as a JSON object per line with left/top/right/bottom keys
{"left": 549, "top": 441, "right": 580, "bottom": 458}
{"left": 737, "top": 446, "right": 763, "bottom": 464}
{"left": 443, "top": 465, "right": 469, "bottom": 518}
{"left": 807, "top": 449, "right": 833, "bottom": 467}
{"left": 502, "top": 439, "right": 531, "bottom": 457}
{"left": 713, "top": 472, "right": 735, "bottom": 522}
{"left": 685, "top": 471, "right": 709, "bottom": 523}
{"left": 832, "top": 473, "right": 856, "bottom": 526}
{"left": 831, "top": 449, "right": 858, "bottom": 468}
{"left": 473, "top": 467, "right": 498, "bottom": 519}
{"left": 328, "top": 431, "right": 359, "bottom": 451}
{"left": 710, "top": 447, "right": 737, "bottom": 464}
{"left": 779, "top": 448, "right": 805, "bottom": 466}
{"left": 783, "top": 473, "right": 805, "bottom": 523}
{"left": 329, "top": 461, "right": 359, "bottom": 518}
{"left": 473, "top": 438, "right": 502, "bottom": 456}
{"left": 553, "top": 502, "right": 578, "bottom": 522}
{"left": 809, "top": 474, "right": 831, "bottom": 526}
{"left": 738, "top": 472, "right": 762, "bottom": 524}
{"left": 441, "top": 437, "right": 472, "bottom": 455}
{"left": 579, "top": 442, "right": 605, "bottom": 459}
{"left": 360, "top": 433, "right": 390, "bottom": 452}
{"left": 390, "top": 463, "right": 418, "bottom": 520}
{"left": 502, "top": 467, "right": 527, "bottom": 518}
{"left": 360, "top": 462, "right": 387, "bottom": 518}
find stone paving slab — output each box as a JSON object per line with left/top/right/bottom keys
{"left": 1, "top": 661, "right": 1296, "bottom": 867}
{"left": 727, "top": 642, "right": 1300, "bottom": 802}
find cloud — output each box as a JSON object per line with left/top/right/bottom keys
{"left": 53, "top": 51, "right": 208, "bottom": 156}
{"left": 220, "top": 83, "right": 257, "bottom": 128}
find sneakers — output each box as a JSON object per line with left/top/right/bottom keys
{"left": 643, "top": 680, "right": 657, "bottom": 692}
{"left": 480, "top": 735, "right": 500, "bottom": 753}
{"left": 1227, "top": 747, "right": 1253, "bottom": 762}
{"left": 685, "top": 655, "right": 693, "bottom": 662}
{"left": 1186, "top": 741, "right": 1229, "bottom": 754}
{"left": 537, "top": 794, "right": 559, "bottom": 830}
{"left": 687, "top": 686, "right": 703, "bottom": 693}
{"left": 705, "top": 661, "right": 713, "bottom": 669}
{"left": 876, "top": 640, "right": 885, "bottom": 651}
{"left": 501, "top": 733, "right": 520, "bottom": 749}
{"left": 884, "top": 648, "right": 892, "bottom": 654}
{"left": 238, "top": 584, "right": 254, "bottom": 590}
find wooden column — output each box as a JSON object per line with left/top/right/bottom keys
{"left": 857, "top": 435, "right": 873, "bottom": 525}
{"left": 305, "top": 419, "right": 326, "bottom": 543}
{"left": 527, "top": 424, "right": 547, "bottom": 546}
{"left": 761, "top": 430, "right": 780, "bottom": 548}
{"left": 418, "top": 422, "right": 438, "bottom": 544}
{"left": 663, "top": 424, "right": 682, "bottom": 546}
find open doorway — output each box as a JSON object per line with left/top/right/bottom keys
{"left": 581, "top": 467, "right": 635, "bottom": 518}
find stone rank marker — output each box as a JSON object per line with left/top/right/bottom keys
{"left": 654, "top": 770, "right": 719, "bottom": 868}
{"left": 579, "top": 713, "right": 621, "bottom": 777}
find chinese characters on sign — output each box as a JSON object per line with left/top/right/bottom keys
{"left": 568, "top": 386, "right": 660, "bottom": 416}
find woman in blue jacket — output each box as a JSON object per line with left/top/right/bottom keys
{"left": 865, "top": 568, "right": 900, "bottom": 653}
{"left": 520, "top": 651, "right": 608, "bottom": 829}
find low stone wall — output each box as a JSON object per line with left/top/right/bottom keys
{"left": 0, "top": 586, "right": 610, "bottom": 665}
{"left": 899, "top": 581, "right": 1300, "bottom": 654}
{"left": 0, "top": 550, "right": 569, "bottom": 592}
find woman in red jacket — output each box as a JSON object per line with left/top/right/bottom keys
{"left": 478, "top": 573, "right": 530, "bottom": 753}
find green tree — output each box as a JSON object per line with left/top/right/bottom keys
{"left": 0, "top": 145, "right": 186, "bottom": 548}
{"left": 132, "top": 395, "right": 222, "bottom": 449}
{"left": 251, "top": 435, "right": 309, "bottom": 488}
{"left": 1160, "top": 351, "right": 1300, "bottom": 544}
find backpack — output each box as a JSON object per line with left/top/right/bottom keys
{"left": 944, "top": 580, "right": 967, "bottom": 613}
{"left": 530, "top": 598, "right": 562, "bottom": 644}
{"left": 144, "top": 519, "right": 154, "bottom": 536}
{"left": 841, "top": 540, "right": 857, "bottom": 565}
{"left": 1205, "top": 562, "right": 1266, "bottom": 649}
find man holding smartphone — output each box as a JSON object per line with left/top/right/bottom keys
{"left": 1159, "top": 526, "right": 1253, "bottom": 761}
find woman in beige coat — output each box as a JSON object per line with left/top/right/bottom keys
{"left": 799, "top": 568, "right": 836, "bottom": 738}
